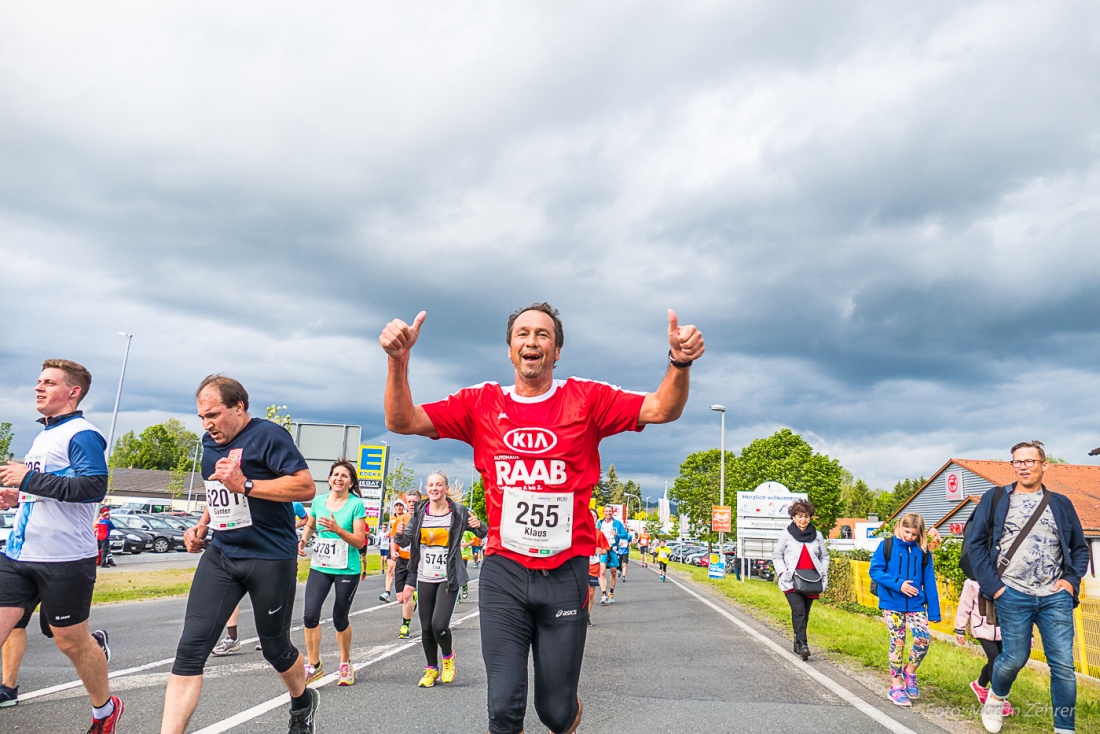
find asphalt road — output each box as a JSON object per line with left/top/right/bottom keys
{"left": 2, "top": 558, "right": 953, "bottom": 734}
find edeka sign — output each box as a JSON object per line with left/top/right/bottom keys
{"left": 358, "top": 444, "right": 390, "bottom": 531}
{"left": 711, "top": 505, "right": 732, "bottom": 533}
{"left": 358, "top": 444, "right": 389, "bottom": 490}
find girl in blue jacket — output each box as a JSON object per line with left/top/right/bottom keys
{"left": 869, "top": 513, "right": 941, "bottom": 708}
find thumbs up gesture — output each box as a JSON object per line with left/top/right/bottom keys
{"left": 667, "top": 309, "right": 704, "bottom": 364}
{"left": 380, "top": 311, "right": 427, "bottom": 361}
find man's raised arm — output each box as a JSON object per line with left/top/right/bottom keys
{"left": 380, "top": 311, "right": 439, "bottom": 438}
{"left": 638, "top": 309, "right": 705, "bottom": 426}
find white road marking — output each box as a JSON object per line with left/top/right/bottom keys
{"left": 190, "top": 609, "right": 481, "bottom": 733}
{"left": 658, "top": 568, "right": 919, "bottom": 734}
{"left": 15, "top": 578, "right": 479, "bottom": 704}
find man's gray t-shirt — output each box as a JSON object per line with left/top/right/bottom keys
{"left": 998, "top": 489, "right": 1063, "bottom": 596}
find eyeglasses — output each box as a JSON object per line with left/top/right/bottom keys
{"left": 1010, "top": 459, "right": 1042, "bottom": 469}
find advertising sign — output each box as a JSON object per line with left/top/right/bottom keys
{"left": 711, "top": 505, "right": 732, "bottom": 533}
{"left": 357, "top": 444, "right": 390, "bottom": 530}
{"left": 736, "top": 482, "right": 808, "bottom": 561}
{"left": 708, "top": 554, "right": 725, "bottom": 579}
{"left": 945, "top": 471, "right": 963, "bottom": 502}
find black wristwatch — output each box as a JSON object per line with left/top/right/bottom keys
{"left": 243, "top": 479, "right": 254, "bottom": 496}
{"left": 668, "top": 350, "right": 693, "bottom": 369}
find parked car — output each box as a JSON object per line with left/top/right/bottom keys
{"left": 112, "top": 514, "right": 186, "bottom": 553}
{"left": 115, "top": 498, "right": 177, "bottom": 515}
{"left": 112, "top": 527, "right": 154, "bottom": 554}
{"left": 159, "top": 515, "right": 199, "bottom": 532}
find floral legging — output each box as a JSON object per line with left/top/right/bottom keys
{"left": 883, "top": 610, "right": 930, "bottom": 678}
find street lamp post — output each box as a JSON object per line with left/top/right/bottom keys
{"left": 711, "top": 404, "right": 726, "bottom": 575}
{"left": 105, "top": 333, "right": 133, "bottom": 466}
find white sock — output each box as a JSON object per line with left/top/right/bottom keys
{"left": 93, "top": 698, "right": 115, "bottom": 720}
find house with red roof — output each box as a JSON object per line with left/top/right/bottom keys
{"left": 889, "top": 460, "right": 1100, "bottom": 595}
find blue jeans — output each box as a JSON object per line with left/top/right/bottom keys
{"left": 992, "top": 585, "right": 1077, "bottom": 731}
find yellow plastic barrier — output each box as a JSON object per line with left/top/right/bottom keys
{"left": 849, "top": 560, "right": 1099, "bottom": 678}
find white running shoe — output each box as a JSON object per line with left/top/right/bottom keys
{"left": 211, "top": 636, "right": 241, "bottom": 656}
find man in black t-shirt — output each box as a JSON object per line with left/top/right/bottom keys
{"left": 160, "top": 375, "right": 318, "bottom": 734}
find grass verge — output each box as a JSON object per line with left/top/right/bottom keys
{"left": 92, "top": 554, "right": 386, "bottom": 605}
{"left": 673, "top": 562, "right": 1100, "bottom": 733}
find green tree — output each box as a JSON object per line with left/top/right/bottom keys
{"left": 265, "top": 404, "right": 294, "bottom": 432}
{"left": 604, "top": 465, "right": 625, "bottom": 506}
{"left": 874, "top": 476, "right": 926, "bottom": 519}
{"left": 840, "top": 478, "right": 875, "bottom": 518}
{"left": 383, "top": 457, "right": 416, "bottom": 520}
{"left": 669, "top": 448, "right": 731, "bottom": 542}
{"left": 0, "top": 422, "right": 13, "bottom": 461}
{"left": 109, "top": 419, "right": 199, "bottom": 472}
{"left": 466, "top": 477, "right": 487, "bottom": 523}
{"left": 730, "top": 428, "right": 844, "bottom": 535}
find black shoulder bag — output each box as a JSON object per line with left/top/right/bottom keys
{"left": 979, "top": 490, "right": 1051, "bottom": 625}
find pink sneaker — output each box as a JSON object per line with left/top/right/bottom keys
{"left": 1002, "top": 699, "right": 1015, "bottom": 717}
{"left": 887, "top": 685, "right": 911, "bottom": 707}
{"left": 969, "top": 680, "right": 988, "bottom": 704}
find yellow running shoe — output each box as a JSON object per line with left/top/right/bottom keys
{"left": 417, "top": 666, "right": 439, "bottom": 688}
{"left": 441, "top": 652, "right": 456, "bottom": 683}
{"left": 305, "top": 661, "right": 325, "bottom": 685}
{"left": 337, "top": 661, "right": 354, "bottom": 686}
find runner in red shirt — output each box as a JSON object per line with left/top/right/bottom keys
{"left": 379, "top": 302, "right": 704, "bottom": 734}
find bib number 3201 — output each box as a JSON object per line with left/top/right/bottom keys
{"left": 204, "top": 480, "right": 253, "bottom": 530}
{"left": 500, "top": 487, "right": 573, "bottom": 557}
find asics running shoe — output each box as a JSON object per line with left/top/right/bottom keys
{"left": 441, "top": 652, "right": 456, "bottom": 683}
{"left": 417, "top": 666, "right": 439, "bottom": 688}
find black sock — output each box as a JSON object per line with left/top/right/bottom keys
{"left": 291, "top": 690, "right": 313, "bottom": 710}
{"left": 227, "top": 626, "right": 237, "bottom": 640}
{"left": 402, "top": 618, "right": 410, "bottom": 625}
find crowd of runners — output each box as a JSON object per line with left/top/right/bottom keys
{"left": 0, "top": 302, "right": 705, "bottom": 733}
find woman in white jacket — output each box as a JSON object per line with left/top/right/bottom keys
{"left": 954, "top": 578, "right": 1015, "bottom": 717}
{"left": 772, "top": 499, "right": 829, "bottom": 660}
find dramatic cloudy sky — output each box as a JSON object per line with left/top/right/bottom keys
{"left": 3, "top": 1, "right": 1099, "bottom": 495}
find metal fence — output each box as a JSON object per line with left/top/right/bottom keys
{"left": 849, "top": 560, "right": 1100, "bottom": 679}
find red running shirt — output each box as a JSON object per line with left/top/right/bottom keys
{"left": 422, "top": 378, "right": 645, "bottom": 570}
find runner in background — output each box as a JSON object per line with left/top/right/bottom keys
{"left": 460, "top": 528, "right": 476, "bottom": 601}
{"left": 380, "top": 303, "right": 703, "bottom": 734}
{"left": 374, "top": 522, "right": 391, "bottom": 587}
{"left": 617, "top": 528, "right": 632, "bottom": 581}
{"left": 587, "top": 509, "right": 610, "bottom": 623}
{"left": 381, "top": 510, "right": 402, "bottom": 602}
{"left": 391, "top": 491, "right": 422, "bottom": 638}
{"left": 597, "top": 507, "right": 629, "bottom": 603}
{"left": 656, "top": 539, "right": 670, "bottom": 581}
{"left": 471, "top": 533, "right": 482, "bottom": 568}
{"left": 396, "top": 471, "right": 485, "bottom": 687}
{"left": 638, "top": 530, "right": 651, "bottom": 568}
{"left": 299, "top": 460, "right": 367, "bottom": 687}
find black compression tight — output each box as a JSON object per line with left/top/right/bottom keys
{"left": 480, "top": 554, "right": 588, "bottom": 734}
{"left": 303, "top": 568, "right": 360, "bottom": 632}
{"left": 172, "top": 546, "right": 299, "bottom": 676}
{"left": 417, "top": 579, "right": 459, "bottom": 667}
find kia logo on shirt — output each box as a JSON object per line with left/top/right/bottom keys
{"left": 503, "top": 428, "right": 558, "bottom": 454}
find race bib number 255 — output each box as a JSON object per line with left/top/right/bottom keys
{"left": 499, "top": 487, "right": 573, "bottom": 557}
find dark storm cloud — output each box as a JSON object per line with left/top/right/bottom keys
{"left": 3, "top": 1, "right": 1100, "bottom": 490}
